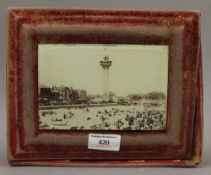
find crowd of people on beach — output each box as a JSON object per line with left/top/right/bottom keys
{"left": 39, "top": 101, "right": 166, "bottom": 130}
{"left": 88, "top": 104, "right": 166, "bottom": 130}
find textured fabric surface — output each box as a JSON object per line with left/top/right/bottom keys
{"left": 0, "top": 0, "right": 210, "bottom": 174}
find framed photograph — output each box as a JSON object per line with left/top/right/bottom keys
{"left": 7, "top": 8, "right": 203, "bottom": 166}
{"left": 38, "top": 44, "right": 168, "bottom": 131}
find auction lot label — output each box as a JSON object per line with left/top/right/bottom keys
{"left": 88, "top": 133, "right": 121, "bottom": 151}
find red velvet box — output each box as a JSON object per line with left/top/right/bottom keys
{"left": 7, "top": 8, "right": 203, "bottom": 166}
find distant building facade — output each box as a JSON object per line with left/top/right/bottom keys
{"left": 39, "top": 85, "right": 52, "bottom": 104}
{"left": 78, "top": 90, "right": 87, "bottom": 103}
{"left": 39, "top": 85, "right": 87, "bottom": 105}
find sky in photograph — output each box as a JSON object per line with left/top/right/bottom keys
{"left": 38, "top": 44, "right": 168, "bottom": 96}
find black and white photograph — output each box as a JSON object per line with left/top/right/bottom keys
{"left": 38, "top": 44, "right": 168, "bottom": 130}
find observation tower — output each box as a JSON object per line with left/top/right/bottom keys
{"left": 100, "top": 56, "right": 112, "bottom": 97}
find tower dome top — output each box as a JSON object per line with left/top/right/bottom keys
{"left": 100, "top": 55, "right": 112, "bottom": 68}
{"left": 104, "top": 56, "right": 109, "bottom": 61}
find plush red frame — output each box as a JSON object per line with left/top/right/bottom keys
{"left": 7, "top": 8, "right": 203, "bottom": 166}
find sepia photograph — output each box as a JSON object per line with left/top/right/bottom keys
{"left": 38, "top": 44, "right": 168, "bottom": 131}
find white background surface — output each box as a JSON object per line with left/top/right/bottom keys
{"left": 0, "top": 0, "right": 210, "bottom": 175}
